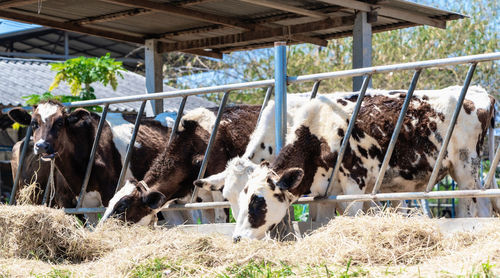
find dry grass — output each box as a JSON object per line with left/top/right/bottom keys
{"left": 0, "top": 205, "right": 499, "bottom": 277}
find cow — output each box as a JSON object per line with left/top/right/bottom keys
{"left": 230, "top": 86, "right": 495, "bottom": 240}
{"left": 100, "top": 105, "right": 261, "bottom": 225}
{"left": 7, "top": 100, "right": 174, "bottom": 223}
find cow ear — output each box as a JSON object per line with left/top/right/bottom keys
{"left": 260, "top": 160, "right": 270, "bottom": 167}
{"left": 194, "top": 169, "right": 226, "bottom": 191}
{"left": 8, "top": 108, "right": 31, "bottom": 125}
{"left": 142, "top": 190, "right": 167, "bottom": 209}
{"left": 276, "top": 168, "right": 304, "bottom": 191}
{"left": 67, "top": 108, "right": 91, "bottom": 125}
{"left": 180, "top": 119, "right": 197, "bottom": 131}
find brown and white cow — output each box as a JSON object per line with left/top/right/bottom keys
{"left": 8, "top": 100, "right": 169, "bottom": 217}
{"left": 231, "top": 86, "right": 495, "bottom": 240}
{"left": 100, "top": 105, "right": 261, "bottom": 225}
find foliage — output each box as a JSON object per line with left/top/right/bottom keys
{"left": 31, "top": 269, "right": 73, "bottom": 278}
{"left": 220, "top": 260, "right": 295, "bottom": 278}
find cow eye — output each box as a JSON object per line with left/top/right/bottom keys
{"left": 56, "top": 120, "right": 63, "bottom": 127}
{"left": 31, "top": 121, "right": 38, "bottom": 129}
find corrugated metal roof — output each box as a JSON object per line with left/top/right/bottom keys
{"left": 0, "top": 0, "right": 463, "bottom": 57}
{"left": 0, "top": 56, "right": 216, "bottom": 113}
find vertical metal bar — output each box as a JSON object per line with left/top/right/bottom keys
{"left": 256, "top": 86, "right": 273, "bottom": 125}
{"left": 76, "top": 104, "right": 109, "bottom": 208}
{"left": 168, "top": 96, "right": 188, "bottom": 144}
{"left": 425, "top": 63, "right": 476, "bottom": 192}
{"left": 372, "top": 70, "right": 422, "bottom": 194}
{"left": 309, "top": 80, "right": 321, "bottom": 100}
{"left": 451, "top": 179, "right": 456, "bottom": 218}
{"left": 274, "top": 41, "right": 287, "bottom": 154}
{"left": 324, "top": 74, "right": 371, "bottom": 196}
{"left": 190, "top": 91, "right": 230, "bottom": 203}
{"left": 484, "top": 143, "right": 500, "bottom": 189}
{"left": 115, "top": 100, "right": 147, "bottom": 193}
{"left": 9, "top": 125, "right": 32, "bottom": 205}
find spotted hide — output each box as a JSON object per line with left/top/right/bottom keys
{"left": 233, "top": 86, "right": 495, "bottom": 240}
{"left": 101, "top": 105, "right": 261, "bottom": 225}
{"left": 8, "top": 100, "right": 173, "bottom": 223}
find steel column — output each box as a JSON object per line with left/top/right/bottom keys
{"left": 274, "top": 41, "right": 287, "bottom": 153}
{"left": 324, "top": 74, "right": 371, "bottom": 196}
{"left": 9, "top": 125, "right": 32, "bottom": 205}
{"left": 190, "top": 91, "right": 230, "bottom": 203}
{"left": 256, "top": 86, "right": 273, "bottom": 125}
{"left": 425, "top": 64, "right": 477, "bottom": 192}
{"left": 352, "top": 11, "right": 372, "bottom": 91}
{"left": 372, "top": 70, "right": 422, "bottom": 194}
{"left": 76, "top": 104, "right": 109, "bottom": 208}
{"left": 115, "top": 100, "right": 147, "bottom": 193}
{"left": 145, "top": 39, "right": 163, "bottom": 116}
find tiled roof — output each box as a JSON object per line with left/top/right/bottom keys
{"left": 0, "top": 57, "right": 215, "bottom": 113}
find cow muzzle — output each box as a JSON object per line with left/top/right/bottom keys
{"left": 35, "top": 140, "right": 56, "bottom": 160}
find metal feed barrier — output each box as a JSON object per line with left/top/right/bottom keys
{"left": 8, "top": 51, "right": 500, "bottom": 218}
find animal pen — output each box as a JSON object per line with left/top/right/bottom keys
{"left": 7, "top": 51, "right": 500, "bottom": 220}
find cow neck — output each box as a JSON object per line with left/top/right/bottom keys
{"left": 270, "top": 125, "right": 329, "bottom": 197}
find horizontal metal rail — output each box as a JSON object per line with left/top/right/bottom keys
{"left": 64, "top": 189, "right": 500, "bottom": 214}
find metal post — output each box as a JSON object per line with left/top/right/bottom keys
{"left": 9, "top": 125, "right": 32, "bottom": 205}
{"left": 190, "top": 91, "right": 230, "bottom": 203}
{"left": 115, "top": 100, "right": 147, "bottom": 193}
{"left": 145, "top": 39, "right": 163, "bottom": 116}
{"left": 76, "top": 104, "right": 109, "bottom": 208}
{"left": 352, "top": 11, "right": 372, "bottom": 91}
{"left": 274, "top": 41, "right": 287, "bottom": 153}
{"left": 168, "top": 96, "right": 188, "bottom": 144}
{"left": 324, "top": 74, "right": 371, "bottom": 196}
{"left": 309, "top": 80, "right": 321, "bottom": 100}
{"left": 425, "top": 64, "right": 476, "bottom": 192}
{"left": 257, "top": 86, "right": 273, "bottom": 125}
{"left": 451, "top": 180, "right": 456, "bottom": 218}
{"left": 372, "top": 70, "right": 421, "bottom": 194}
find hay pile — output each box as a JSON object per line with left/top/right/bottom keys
{"left": 0, "top": 205, "right": 499, "bottom": 277}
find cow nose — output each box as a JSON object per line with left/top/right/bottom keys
{"left": 233, "top": 235, "right": 241, "bottom": 243}
{"left": 35, "top": 141, "right": 49, "bottom": 153}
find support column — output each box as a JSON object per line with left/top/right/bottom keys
{"left": 352, "top": 11, "right": 372, "bottom": 91}
{"left": 274, "top": 41, "right": 287, "bottom": 153}
{"left": 145, "top": 39, "right": 164, "bottom": 116}
{"left": 64, "top": 31, "right": 69, "bottom": 59}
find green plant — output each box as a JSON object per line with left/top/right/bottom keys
{"left": 130, "top": 258, "right": 178, "bottom": 278}
{"left": 220, "top": 260, "right": 295, "bottom": 278}
{"left": 32, "top": 269, "right": 73, "bottom": 278}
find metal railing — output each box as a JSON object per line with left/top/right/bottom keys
{"left": 8, "top": 52, "right": 500, "bottom": 219}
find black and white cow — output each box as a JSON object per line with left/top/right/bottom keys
{"left": 230, "top": 86, "right": 495, "bottom": 240}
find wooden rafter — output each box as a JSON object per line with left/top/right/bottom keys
{"left": 68, "top": 8, "right": 151, "bottom": 25}
{"left": 0, "top": 10, "right": 145, "bottom": 44}
{"left": 101, "top": 0, "right": 257, "bottom": 30}
{"left": 319, "top": 0, "right": 447, "bottom": 29}
{"left": 238, "top": 0, "right": 328, "bottom": 19}
{"left": 160, "top": 16, "right": 355, "bottom": 52}
{"left": 184, "top": 49, "right": 222, "bottom": 59}
{"left": 0, "top": 0, "right": 39, "bottom": 8}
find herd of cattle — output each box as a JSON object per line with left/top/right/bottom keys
{"left": 7, "top": 85, "right": 498, "bottom": 240}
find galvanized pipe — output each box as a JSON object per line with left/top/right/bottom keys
{"left": 115, "top": 100, "right": 147, "bottom": 193}
{"left": 64, "top": 189, "right": 500, "bottom": 214}
{"left": 483, "top": 142, "right": 500, "bottom": 190}
{"left": 168, "top": 96, "right": 188, "bottom": 144}
{"left": 425, "top": 63, "right": 477, "bottom": 192}
{"left": 274, "top": 41, "right": 287, "bottom": 154}
{"left": 309, "top": 80, "right": 321, "bottom": 100}
{"left": 9, "top": 125, "right": 32, "bottom": 205}
{"left": 76, "top": 104, "right": 109, "bottom": 208}
{"left": 256, "top": 86, "right": 273, "bottom": 125}
{"left": 324, "top": 74, "right": 371, "bottom": 196}
{"left": 372, "top": 70, "right": 422, "bottom": 194}
{"left": 190, "top": 91, "right": 230, "bottom": 203}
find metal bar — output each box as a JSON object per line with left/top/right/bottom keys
{"left": 190, "top": 91, "right": 230, "bottom": 203}
{"left": 425, "top": 64, "right": 477, "bottom": 192}
{"left": 256, "top": 86, "right": 273, "bottom": 125}
{"left": 483, "top": 143, "right": 500, "bottom": 190}
{"left": 1, "top": 53, "right": 497, "bottom": 111}
{"left": 9, "top": 125, "right": 32, "bottom": 205}
{"left": 324, "top": 74, "right": 371, "bottom": 196}
{"left": 274, "top": 41, "right": 287, "bottom": 153}
{"left": 115, "top": 101, "right": 146, "bottom": 193}
{"left": 64, "top": 189, "right": 500, "bottom": 214}
{"left": 168, "top": 96, "right": 188, "bottom": 144}
{"left": 76, "top": 104, "right": 109, "bottom": 208}
{"left": 309, "top": 80, "right": 321, "bottom": 100}
{"left": 451, "top": 180, "right": 456, "bottom": 218}
{"left": 372, "top": 70, "right": 421, "bottom": 194}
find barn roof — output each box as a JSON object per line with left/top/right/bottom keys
{"left": 0, "top": 0, "right": 463, "bottom": 58}
{"left": 0, "top": 56, "right": 215, "bottom": 113}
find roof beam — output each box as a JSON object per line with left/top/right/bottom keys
{"left": 160, "top": 15, "right": 354, "bottom": 52}
{"left": 101, "top": 0, "right": 257, "bottom": 30}
{"left": 0, "top": 10, "right": 145, "bottom": 44}
{"left": 0, "top": 0, "right": 39, "bottom": 8}
{"left": 237, "top": 0, "right": 328, "bottom": 19}
{"left": 68, "top": 8, "right": 152, "bottom": 25}
{"left": 184, "top": 49, "right": 222, "bottom": 59}
{"left": 290, "top": 34, "right": 328, "bottom": 47}
{"left": 319, "top": 0, "right": 446, "bottom": 29}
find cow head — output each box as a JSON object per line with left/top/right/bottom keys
{"left": 100, "top": 179, "right": 167, "bottom": 225}
{"left": 194, "top": 157, "right": 258, "bottom": 217}
{"left": 8, "top": 101, "right": 91, "bottom": 160}
{"left": 100, "top": 118, "right": 208, "bottom": 225}
{"left": 232, "top": 163, "right": 303, "bottom": 241}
